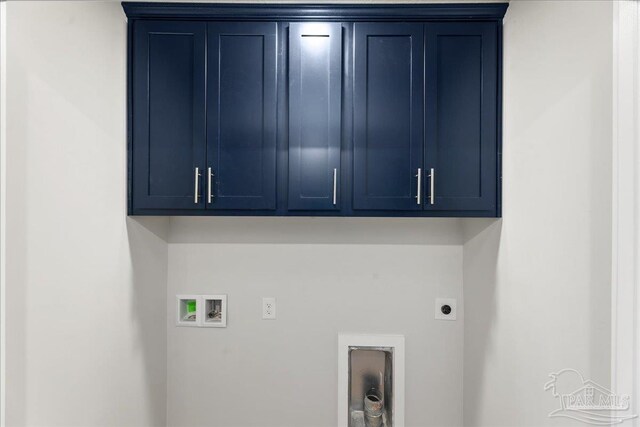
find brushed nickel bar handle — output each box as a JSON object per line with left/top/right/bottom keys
{"left": 332, "top": 168, "right": 338, "bottom": 206}
{"left": 194, "top": 167, "right": 201, "bottom": 204}
{"left": 207, "top": 167, "right": 213, "bottom": 204}
{"left": 429, "top": 168, "right": 435, "bottom": 205}
{"left": 416, "top": 168, "right": 422, "bottom": 205}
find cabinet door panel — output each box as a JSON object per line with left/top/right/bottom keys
{"left": 424, "top": 23, "right": 497, "bottom": 211}
{"left": 288, "top": 23, "right": 342, "bottom": 210}
{"left": 132, "top": 21, "right": 206, "bottom": 210}
{"left": 353, "top": 23, "right": 424, "bottom": 210}
{"left": 207, "top": 23, "right": 277, "bottom": 210}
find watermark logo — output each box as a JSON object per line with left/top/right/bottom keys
{"left": 544, "top": 369, "right": 637, "bottom": 425}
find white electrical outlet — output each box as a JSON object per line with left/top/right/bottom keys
{"left": 435, "top": 297, "right": 457, "bottom": 321}
{"left": 262, "top": 297, "right": 276, "bottom": 320}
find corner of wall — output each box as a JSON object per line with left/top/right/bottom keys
{"left": 461, "top": 219, "right": 502, "bottom": 427}
{"left": 0, "top": 2, "right": 6, "bottom": 426}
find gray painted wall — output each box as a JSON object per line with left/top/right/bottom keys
{"left": 167, "top": 218, "right": 465, "bottom": 427}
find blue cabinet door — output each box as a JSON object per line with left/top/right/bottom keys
{"left": 131, "top": 21, "right": 206, "bottom": 210}
{"left": 353, "top": 23, "right": 424, "bottom": 211}
{"left": 424, "top": 23, "right": 498, "bottom": 212}
{"left": 206, "top": 23, "right": 278, "bottom": 210}
{"left": 288, "top": 23, "right": 342, "bottom": 211}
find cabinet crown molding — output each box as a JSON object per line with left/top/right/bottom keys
{"left": 121, "top": 2, "right": 509, "bottom": 22}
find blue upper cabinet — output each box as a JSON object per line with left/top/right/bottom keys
{"left": 353, "top": 23, "right": 424, "bottom": 211}
{"left": 424, "top": 23, "right": 498, "bottom": 214}
{"left": 288, "top": 23, "right": 342, "bottom": 211}
{"left": 124, "top": 3, "right": 507, "bottom": 217}
{"left": 206, "top": 23, "right": 278, "bottom": 210}
{"left": 131, "top": 21, "right": 206, "bottom": 210}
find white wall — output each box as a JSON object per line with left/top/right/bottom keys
{"left": 3, "top": 1, "right": 617, "bottom": 427}
{"left": 167, "top": 218, "right": 465, "bottom": 427}
{"left": 5, "top": 2, "right": 168, "bottom": 426}
{"left": 463, "top": 1, "right": 613, "bottom": 425}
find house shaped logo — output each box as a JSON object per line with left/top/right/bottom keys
{"left": 545, "top": 369, "right": 637, "bottom": 425}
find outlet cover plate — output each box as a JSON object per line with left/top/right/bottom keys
{"left": 262, "top": 297, "right": 276, "bottom": 320}
{"left": 435, "top": 297, "right": 457, "bottom": 321}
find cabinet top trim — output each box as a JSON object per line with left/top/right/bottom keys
{"left": 121, "top": 2, "right": 508, "bottom": 22}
